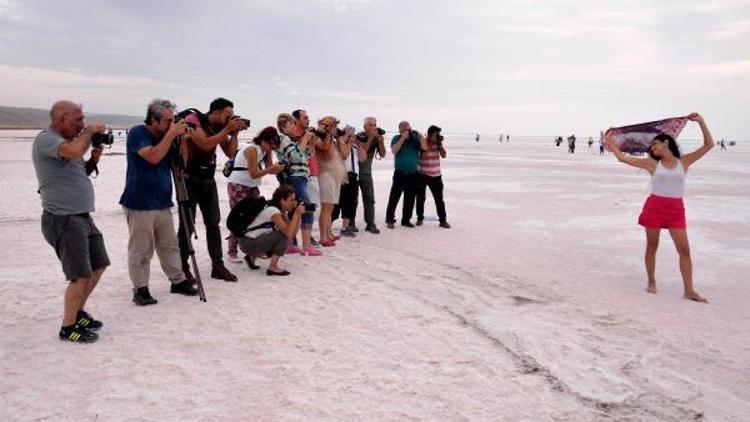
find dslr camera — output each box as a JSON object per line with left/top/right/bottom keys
{"left": 92, "top": 129, "right": 114, "bottom": 148}
{"left": 306, "top": 127, "right": 328, "bottom": 139}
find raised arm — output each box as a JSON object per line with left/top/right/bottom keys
{"left": 605, "top": 132, "right": 656, "bottom": 173}
{"left": 680, "top": 112, "right": 714, "bottom": 170}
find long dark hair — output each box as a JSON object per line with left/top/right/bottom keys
{"left": 649, "top": 134, "right": 681, "bottom": 160}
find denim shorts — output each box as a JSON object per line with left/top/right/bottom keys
{"left": 288, "top": 176, "right": 315, "bottom": 228}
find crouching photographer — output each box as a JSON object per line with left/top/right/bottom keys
{"left": 119, "top": 99, "right": 199, "bottom": 306}
{"left": 233, "top": 185, "right": 305, "bottom": 276}
{"left": 177, "top": 98, "right": 249, "bottom": 283}
{"left": 33, "top": 100, "right": 110, "bottom": 343}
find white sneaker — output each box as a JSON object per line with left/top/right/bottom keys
{"left": 228, "top": 255, "right": 243, "bottom": 264}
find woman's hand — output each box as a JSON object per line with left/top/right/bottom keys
{"left": 687, "top": 112, "right": 704, "bottom": 123}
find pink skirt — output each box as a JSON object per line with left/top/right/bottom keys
{"left": 638, "top": 194, "right": 686, "bottom": 230}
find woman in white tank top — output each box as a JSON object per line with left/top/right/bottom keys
{"left": 226, "top": 127, "right": 285, "bottom": 262}
{"left": 605, "top": 112, "right": 715, "bottom": 303}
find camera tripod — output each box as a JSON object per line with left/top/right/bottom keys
{"left": 170, "top": 149, "right": 207, "bottom": 302}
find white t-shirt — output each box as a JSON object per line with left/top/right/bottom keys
{"left": 244, "top": 205, "right": 281, "bottom": 239}
{"left": 228, "top": 143, "right": 266, "bottom": 188}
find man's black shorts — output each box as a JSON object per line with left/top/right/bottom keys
{"left": 41, "top": 212, "right": 110, "bottom": 281}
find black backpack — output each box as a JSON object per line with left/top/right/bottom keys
{"left": 226, "top": 196, "right": 273, "bottom": 237}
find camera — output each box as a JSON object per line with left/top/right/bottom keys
{"left": 239, "top": 118, "right": 250, "bottom": 127}
{"left": 306, "top": 127, "right": 328, "bottom": 139}
{"left": 377, "top": 127, "right": 386, "bottom": 136}
{"left": 92, "top": 129, "right": 114, "bottom": 148}
{"left": 303, "top": 202, "right": 316, "bottom": 212}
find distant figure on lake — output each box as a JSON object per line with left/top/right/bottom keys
{"left": 567, "top": 134, "right": 576, "bottom": 153}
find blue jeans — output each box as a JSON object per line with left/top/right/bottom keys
{"left": 288, "top": 176, "right": 314, "bottom": 229}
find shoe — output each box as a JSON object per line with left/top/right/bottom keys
{"left": 286, "top": 245, "right": 303, "bottom": 254}
{"left": 228, "top": 254, "right": 243, "bottom": 263}
{"left": 302, "top": 246, "right": 323, "bottom": 256}
{"left": 415, "top": 219, "right": 424, "bottom": 226}
{"left": 211, "top": 264, "right": 238, "bottom": 282}
{"left": 401, "top": 221, "right": 415, "bottom": 228}
{"left": 76, "top": 310, "right": 103, "bottom": 331}
{"left": 266, "top": 269, "right": 291, "bottom": 276}
{"left": 349, "top": 225, "right": 360, "bottom": 233}
{"left": 320, "top": 239, "right": 337, "bottom": 247}
{"left": 244, "top": 255, "right": 260, "bottom": 270}
{"left": 386, "top": 223, "right": 395, "bottom": 229}
{"left": 133, "top": 286, "right": 158, "bottom": 306}
{"left": 341, "top": 229, "right": 356, "bottom": 238}
{"left": 183, "top": 265, "right": 197, "bottom": 284}
{"left": 439, "top": 221, "right": 452, "bottom": 229}
{"left": 59, "top": 325, "right": 98, "bottom": 343}
{"left": 365, "top": 225, "right": 380, "bottom": 234}
{"left": 310, "top": 238, "right": 321, "bottom": 247}
{"left": 170, "top": 279, "right": 199, "bottom": 296}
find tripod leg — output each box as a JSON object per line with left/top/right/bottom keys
{"left": 178, "top": 204, "right": 206, "bottom": 302}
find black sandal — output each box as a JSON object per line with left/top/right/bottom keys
{"left": 244, "top": 255, "right": 260, "bottom": 270}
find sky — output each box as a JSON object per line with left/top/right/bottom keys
{"left": 0, "top": 0, "right": 748, "bottom": 139}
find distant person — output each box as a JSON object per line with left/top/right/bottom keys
{"left": 587, "top": 136, "right": 594, "bottom": 148}
{"left": 506, "top": 134, "right": 510, "bottom": 142}
{"left": 568, "top": 134, "right": 576, "bottom": 153}
{"left": 385, "top": 121, "right": 422, "bottom": 228}
{"left": 599, "top": 137, "right": 605, "bottom": 155}
{"left": 499, "top": 133, "right": 503, "bottom": 142}
{"left": 119, "top": 99, "right": 198, "bottom": 306}
{"left": 605, "top": 112, "right": 714, "bottom": 303}
{"left": 720, "top": 139, "right": 726, "bottom": 151}
{"left": 475, "top": 133, "right": 479, "bottom": 142}
{"left": 178, "top": 98, "right": 248, "bottom": 283}
{"left": 416, "top": 125, "right": 450, "bottom": 228}
{"left": 32, "top": 100, "right": 109, "bottom": 343}
{"left": 356, "top": 117, "right": 386, "bottom": 234}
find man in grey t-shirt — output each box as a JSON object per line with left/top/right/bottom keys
{"left": 32, "top": 100, "right": 109, "bottom": 343}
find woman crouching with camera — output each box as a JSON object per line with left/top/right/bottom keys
{"left": 226, "top": 126, "right": 285, "bottom": 263}
{"left": 238, "top": 185, "right": 305, "bottom": 276}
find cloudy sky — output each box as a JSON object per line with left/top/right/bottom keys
{"left": 0, "top": 0, "right": 748, "bottom": 138}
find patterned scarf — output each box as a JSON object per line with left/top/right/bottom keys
{"left": 604, "top": 116, "right": 688, "bottom": 153}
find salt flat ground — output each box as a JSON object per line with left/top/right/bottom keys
{"left": 0, "top": 132, "right": 748, "bottom": 421}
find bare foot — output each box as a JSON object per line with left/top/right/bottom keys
{"left": 646, "top": 282, "right": 657, "bottom": 294}
{"left": 684, "top": 291, "right": 708, "bottom": 303}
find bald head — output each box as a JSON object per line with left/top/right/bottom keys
{"left": 50, "top": 100, "right": 81, "bottom": 124}
{"left": 50, "top": 100, "right": 84, "bottom": 139}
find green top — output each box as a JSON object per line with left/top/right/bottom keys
{"left": 391, "top": 133, "right": 421, "bottom": 174}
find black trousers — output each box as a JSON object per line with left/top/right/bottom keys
{"left": 416, "top": 174, "right": 447, "bottom": 223}
{"left": 385, "top": 171, "right": 418, "bottom": 224}
{"left": 178, "top": 177, "right": 224, "bottom": 267}
{"left": 332, "top": 173, "right": 359, "bottom": 222}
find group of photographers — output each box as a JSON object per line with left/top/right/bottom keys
{"left": 32, "top": 97, "right": 450, "bottom": 343}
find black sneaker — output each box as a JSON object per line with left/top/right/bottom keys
{"left": 211, "top": 264, "right": 238, "bottom": 282}
{"left": 170, "top": 279, "right": 199, "bottom": 296}
{"left": 59, "top": 324, "right": 98, "bottom": 343}
{"left": 386, "top": 222, "right": 395, "bottom": 229}
{"left": 401, "top": 221, "right": 415, "bottom": 228}
{"left": 349, "top": 225, "right": 360, "bottom": 233}
{"left": 133, "top": 286, "right": 158, "bottom": 306}
{"left": 439, "top": 221, "right": 452, "bottom": 229}
{"left": 341, "top": 228, "right": 356, "bottom": 238}
{"left": 415, "top": 219, "right": 424, "bottom": 226}
{"left": 365, "top": 224, "right": 380, "bottom": 234}
{"left": 76, "top": 310, "right": 103, "bottom": 331}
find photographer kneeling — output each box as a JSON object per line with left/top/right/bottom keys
{"left": 119, "top": 99, "right": 199, "bottom": 306}
{"left": 238, "top": 185, "right": 305, "bottom": 276}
